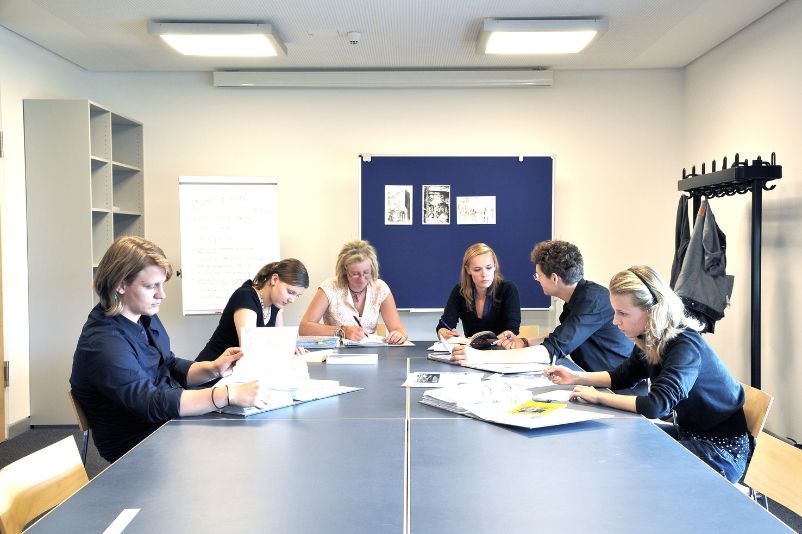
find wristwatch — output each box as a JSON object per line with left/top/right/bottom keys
{"left": 334, "top": 326, "right": 345, "bottom": 339}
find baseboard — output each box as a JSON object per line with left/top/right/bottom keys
{"left": 7, "top": 417, "right": 31, "bottom": 440}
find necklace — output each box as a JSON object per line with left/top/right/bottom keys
{"left": 254, "top": 286, "right": 271, "bottom": 325}
{"left": 349, "top": 285, "right": 366, "bottom": 302}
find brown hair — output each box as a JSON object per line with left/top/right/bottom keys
{"left": 459, "top": 243, "right": 502, "bottom": 311}
{"left": 531, "top": 240, "right": 584, "bottom": 284}
{"left": 253, "top": 258, "right": 309, "bottom": 289}
{"left": 94, "top": 236, "right": 172, "bottom": 316}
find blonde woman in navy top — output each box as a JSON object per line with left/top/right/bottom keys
{"left": 545, "top": 265, "right": 749, "bottom": 482}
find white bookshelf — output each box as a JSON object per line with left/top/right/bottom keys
{"left": 24, "top": 99, "right": 144, "bottom": 424}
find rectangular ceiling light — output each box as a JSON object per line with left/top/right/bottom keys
{"left": 147, "top": 22, "right": 286, "bottom": 57}
{"left": 213, "top": 70, "right": 554, "bottom": 89}
{"left": 479, "top": 18, "right": 607, "bottom": 55}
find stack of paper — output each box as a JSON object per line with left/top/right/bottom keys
{"left": 297, "top": 335, "right": 340, "bottom": 349}
{"left": 421, "top": 382, "right": 611, "bottom": 429}
{"left": 402, "top": 371, "right": 484, "bottom": 388}
{"left": 342, "top": 334, "right": 415, "bottom": 347}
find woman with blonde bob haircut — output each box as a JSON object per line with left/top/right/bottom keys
{"left": 544, "top": 265, "right": 750, "bottom": 482}
{"left": 300, "top": 240, "right": 407, "bottom": 344}
{"left": 71, "top": 236, "right": 270, "bottom": 462}
{"left": 437, "top": 243, "right": 520, "bottom": 339}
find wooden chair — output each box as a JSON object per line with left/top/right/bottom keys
{"left": 67, "top": 390, "right": 90, "bottom": 465}
{"left": 518, "top": 325, "right": 540, "bottom": 339}
{"left": 744, "top": 432, "right": 802, "bottom": 515}
{"left": 375, "top": 323, "right": 387, "bottom": 337}
{"left": 0, "top": 436, "right": 88, "bottom": 534}
{"left": 741, "top": 383, "right": 774, "bottom": 440}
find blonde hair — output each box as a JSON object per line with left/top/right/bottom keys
{"left": 335, "top": 240, "right": 379, "bottom": 288}
{"left": 459, "top": 243, "right": 503, "bottom": 312}
{"left": 94, "top": 236, "right": 173, "bottom": 316}
{"left": 609, "top": 265, "right": 701, "bottom": 365}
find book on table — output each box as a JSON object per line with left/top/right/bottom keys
{"left": 297, "top": 335, "right": 340, "bottom": 349}
{"left": 342, "top": 333, "right": 415, "bottom": 347}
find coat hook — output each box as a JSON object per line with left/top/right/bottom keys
{"left": 701, "top": 163, "right": 706, "bottom": 174}
{"left": 771, "top": 152, "right": 776, "bottom": 165}
{"left": 712, "top": 160, "right": 717, "bottom": 172}
{"left": 723, "top": 156, "right": 728, "bottom": 169}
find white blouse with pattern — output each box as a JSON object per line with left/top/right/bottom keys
{"left": 319, "top": 277, "right": 391, "bottom": 333}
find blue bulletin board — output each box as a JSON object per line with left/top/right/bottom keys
{"left": 360, "top": 155, "right": 553, "bottom": 309}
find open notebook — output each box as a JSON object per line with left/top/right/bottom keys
{"left": 215, "top": 326, "right": 360, "bottom": 416}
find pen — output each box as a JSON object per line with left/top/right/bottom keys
{"left": 353, "top": 315, "right": 363, "bottom": 327}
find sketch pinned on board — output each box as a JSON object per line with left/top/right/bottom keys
{"left": 422, "top": 185, "right": 450, "bottom": 225}
{"left": 457, "top": 196, "right": 496, "bottom": 225}
{"left": 384, "top": 185, "right": 412, "bottom": 225}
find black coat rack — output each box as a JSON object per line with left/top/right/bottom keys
{"left": 678, "top": 153, "right": 782, "bottom": 389}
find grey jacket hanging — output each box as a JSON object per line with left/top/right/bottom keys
{"left": 674, "top": 199, "right": 734, "bottom": 332}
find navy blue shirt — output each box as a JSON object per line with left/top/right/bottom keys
{"left": 609, "top": 329, "right": 747, "bottom": 436}
{"left": 70, "top": 305, "right": 192, "bottom": 462}
{"left": 196, "top": 280, "right": 278, "bottom": 362}
{"left": 541, "top": 279, "right": 634, "bottom": 372}
{"left": 437, "top": 280, "right": 521, "bottom": 337}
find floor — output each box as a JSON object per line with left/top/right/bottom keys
{"left": 1, "top": 425, "right": 800, "bottom": 533}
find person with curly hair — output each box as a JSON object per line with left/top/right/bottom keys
{"left": 476, "top": 240, "right": 643, "bottom": 393}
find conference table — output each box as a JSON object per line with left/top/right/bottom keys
{"left": 27, "top": 344, "right": 793, "bottom": 533}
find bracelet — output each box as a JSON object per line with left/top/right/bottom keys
{"left": 521, "top": 337, "right": 530, "bottom": 347}
{"left": 225, "top": 384, "right": 230, "bottom": 407}
{"left": 211, "top": 386, "right": 225, "bottom": 409}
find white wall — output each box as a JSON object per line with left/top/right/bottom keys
{"left": 84, "top": 68, "right": 683, "bottom": 361}
{"left": 0, "top": 27, "right": 87, "bottom": 433}
{"left": 685, "top": 0, "right": 802, "bottom": 439}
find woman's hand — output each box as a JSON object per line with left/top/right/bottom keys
{"left": 570, "top": 385, "right": 603, "bottom": 404}
{"left": 228, "top": 380, "right": 271, "bottom": 408}
{"left": 294, "top": 345, "right": 308, "bottom": 355}
{"left": 343, "top": 325, "right": 367, "bottom": 341}
{"left": 214, "top": 347, "right": 244, "bottom": 378}
{"left": 385, "top": 330, "right": 406, "bottom": 344}
{"left": 438, "top": 327, "right": 459, "bottom": 340}
{"left": 450, "top": 344, "right": 468, "bottom": 363}
{"left": 543, "top": 365, "right": 580, "bottom": 385}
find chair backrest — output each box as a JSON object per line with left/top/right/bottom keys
{"left": 519, "top": 325, "right": 540, "bottom": 339}
{"left": 67, "top": 390, "right": 91, "bottom": 465}
{"left": 741, "top": 383, "right": 774, "bottom": 439}
{"left": 744, "top": 432, "right": 802, "bottom": 516}
{"left": 375, "top": 323, "right": 387, "bottom": 337}
{"left": 67, "top": 391, "right": 90, "bottom": 434}
{"left": 0, "top": 436, "right": 88, "bottom": 534}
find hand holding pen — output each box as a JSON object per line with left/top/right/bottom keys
{"left": 543, "top": 365, "right": 577, "bottom": 385}
{"left": 495, "top": 330, "right": 520, "bottom": 349}
{"left": 343, "top": 316, "right": 367, "bottom": 341}
{"left": 437, "top": 321, "right": 459, "bottom": 340}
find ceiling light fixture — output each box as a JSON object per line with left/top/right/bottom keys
{"left": 147, "top": 22, "right": 286, "bottom": 57}
{"left": 212, "top": 70, "right": 553, "bottom": 88}
{"left": 479, "top": 18, "right": 607, "bottom": 55}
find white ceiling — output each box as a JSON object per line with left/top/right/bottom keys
{"left": 0, "top": 0, "right": 787, "bottom": 72}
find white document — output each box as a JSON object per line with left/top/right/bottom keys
{"left": 426, "top": 334, "right": 469, "bottom": 350}
{"left": 532, "top": 389, "right": 574, "bottom": 403}
{"left": 463, "top": 345, "right": 550, "bottom": 365}
{"left": 468, "top": 403, "right": 612, "bottom": 429}
{"left": 485, "top": 372, "right": 554, "bottom": 388}
{"left": 326, "top": 353, "right": 379, "bottom": 365}
{"left": 402, "top": 371, "right": 484, "bottom": 388}
{"left": 216, "top": 326, "right": 299, "bottom": 389}
{"left": 343, "top": 334, "right": 414, "bottom": 347}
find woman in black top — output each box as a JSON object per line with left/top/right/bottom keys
{"left": 196, "top": 259, "right": 309, "bottom": 361}
{"left": 436, "top": 243, "right": 521, "bottom": 339}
